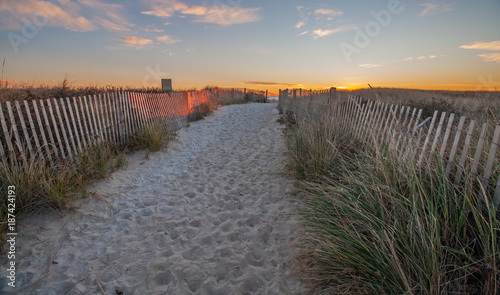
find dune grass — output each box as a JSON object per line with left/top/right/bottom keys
{"left": 0, "top": 121, "right": 174, "bottom": 247}
{"left": 286, "top": 118, "right": 499, "bottom": 294}
{"left": 0, "top": 142, "right": 125, "bottom": 243}
{"left": 129, "top": 121, "right": 175, "bottom": 152}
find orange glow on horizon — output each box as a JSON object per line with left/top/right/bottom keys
{"left": 2, "top": 79, "right": 497, "bottom": 93}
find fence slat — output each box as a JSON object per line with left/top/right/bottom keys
{"left": 6, "top": 101, "right": 26, "bottom": 162}
{"left": 71, "top": 97, "right": 87, "bottom": 151}
{"left": 107, "top": 93, "right": 118, "bottom": 143}
{"left": 14, "top": 101, "right": 35, "bottom": 160}
{"left": 418, "top": 111, "right": 439, "bottom": 167}
{"left": 93, "top": 95, "right": 104, "bottom": 143}
{"left": 493, "top": 175, "right": 500, "bottom": 209}
{"left": 445, "top": 116, "right": 467, "bottom": 177}
{"left": 123, "top": 92, "right": 133, "bottom": 139}
{"left": 471, "top": 123, "right": 489, "bottom": 176}
{"left": 23, "top": 100, "right": 45, "bottom": 162}
{"left": 33, "top": 100, "right": 53, "bottom": 165}
{"left": 79, "top": 96, "right": 91, "bottom": 146}
{"left": 84, "top": 95, "right": 97, "bottom": 144}
{"left": 59, "top": 98, "right": 77, "bottom": 156}
{"left": 455, "top": 120, "right": 476, "bottom": 185}
{"left": 398, "top": 107, "right": 417, "bottom": 157}
{"left": 355, "top": 101, "right": 369, "bottom": 138}
{"left": 382, "top": 105, "right": 399, "bottom": 145}
{"left": 65, "top": 97, "right": 82, "bottom": 154}
{"left": 427, "top": 112, "right": 447, "bottom": 163}
{"left": 41, "top": 100, "right": 61, "bottom": 158}
{"left": 53, "top": 98, "right": 73, "bottom": 159}
{"left": 482, "top": 126, "right": 500, "bottom": 188}
{"left": 112, "top": 92, "right": 122, "bottom": 144}
{"left": 439, "top": 113, "right": 455, "bottom": 159}
{"left": 0, "top": 104, "right": 15, "bottom": 155}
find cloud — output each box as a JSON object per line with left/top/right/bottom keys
{"left": 243, "top": 81, "right": 300, "bottom": 87}
{"left": 120, "top": 36, "right": 153, "bottom": 49}
{"left": 311, "top": 25, "right": 356, "bottom": 39}
{"left": 296, "top": 6, "right": 349, "bottom": 38}
{"left": 314, "top": 9, "right": 343, "bottom": 16}
{"left": 144, "top": 25, "right": 164, "bottom": 33}
{"left": 0, "top": 0, "right": 97, "bottom": 31}
{"left": 295, "top": 21, "right": 305, "bottom": 29}
{"left": 0, "top": 0, "right": 135, "bottom": 33}
{"left": 79, "top": 0, "right": 132, "bottom": 32}
{"left": 460, "top": 41, "right": 500, "bottom": 63}
{"left": 192, "top": 7, "right": 261, "bottom": 26}
{"left": 156, "top": 35, "right": 180, "bottom": 45}
{"left": 358, "top": 63, "right": 384, "bottom": 68}
{"left": 141, "top": 0, "right": 261, "bottom": 26}
{"left": 477, "top": 53, "right": 500, "bottom": 63}
{"left": 419, "top": 3, "right": 453, "bottom": 16}
{"left": 417, "top": 56, "right": 427, "bottom": 60}
{"left": 460, "top": 41, "right": 500, "bottom": 51}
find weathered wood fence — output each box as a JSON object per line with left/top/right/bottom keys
{"left": 0, "top": 87, "right": 262, "bottom": 167}
{"left": 279, "top": 88, "right": 500, "bottom": 209}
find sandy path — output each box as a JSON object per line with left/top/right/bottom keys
{"left": 1, "top": 103, "right": 302, "bottom": 294}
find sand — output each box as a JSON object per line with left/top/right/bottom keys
{"left": 1, "top": 103, "right": 304, "bottom": 294}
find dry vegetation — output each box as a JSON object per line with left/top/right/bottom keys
{"left": 284, "top": 116, "right": 499, "bottom": 294}
{"left": 282, "top": 88, "right": 500, "bottom": 294}
{"left": 350, "top": 88, "right": 500, "bottom": 126}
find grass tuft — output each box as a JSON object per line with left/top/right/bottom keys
{"left": 129, "top": 121, "right": 175, "bottom": 153}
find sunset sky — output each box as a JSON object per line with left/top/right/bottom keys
{"left": 1, "top": 0, "right": 499, "bottom": 93}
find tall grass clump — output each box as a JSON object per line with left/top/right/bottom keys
{"left": 0, "top": 142, "right": 125, "bottom": 245}
{"left": 285, "top": 117, "right": 358, "bottom": 181}
{"left": 129, "top": 121, "right": 175, "bottom": 153}
{"left": 287, "top": 119, "right": 499, "bottom": 294}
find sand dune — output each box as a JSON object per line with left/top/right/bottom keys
{"left": 0, "top": 103, "right": 303, "bottom": 294}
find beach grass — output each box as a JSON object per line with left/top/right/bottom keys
{"left": 286, "top": 117, "right": 499, "bottom": 294}
{"left": 0, "top": 142, "right": 126, "bottom": 244}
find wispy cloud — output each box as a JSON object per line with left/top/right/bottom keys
{"left": 419, "top": 3, "right": 454, "bottom": 16}
{"left": 477, "top": 53, "right": 500, "bottom": 63}
{"left": 460, "top": 41, "right": 500, "bottom": 51}
{"left": 314, "top": 9, "right": 343, "bottom": 17}
{"left": 296, "top": 5, "right": 351, "bottom": 39}
{"left": 120, "top": 36, "right": 153, "bottom": 49}
{"left": 155, "top": 35, "right": 180, "bottom": 45}
{"left": 243, "top": 81, "right": 300, "bottom": 87}
{"left": 358, "top": 63, "right": 384, "bottom": 68}
{"left": 0, "top": 0, "right": 97, "bottom": 31}
{"left": 360, "top": 54, "right": 444, "bottom": 68}
{"left": 460, "top": 40, "right": 500, "bottom": 63}
{"left": 79, "top": 0, "right": 133, "bottom": 32}
{"left": 311, "top": 25, "right": 356, "bottom": 39}
{"left": 192, "top": 7, "right": 261, "bottom": 26}
{"left": 141, "top": 0, "right": 261, "bottom": 26}
{"left": 0, "top": 0, "right": 135, "bottom": 33}
{"left": 295, "top": 21, "right": 306, "bottom": 29}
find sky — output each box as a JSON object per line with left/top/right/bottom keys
{"left": 0, "top": 0, "right": 499, "bottom": 94}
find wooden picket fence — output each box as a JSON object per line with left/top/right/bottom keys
{"left": 278, "top": 89, "right": 500, "bottom": 209}
{"left": 0, "top": 88, "right": 257, "bottom": 167}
